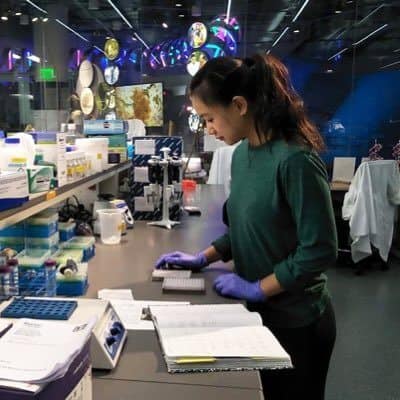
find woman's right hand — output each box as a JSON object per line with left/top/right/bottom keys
{"left": 155, "top": 251, "right": 208, "bottom": 270}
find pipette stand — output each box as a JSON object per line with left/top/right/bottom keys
{"left": 148, "top": 147, "right": 181, "bottom": 230}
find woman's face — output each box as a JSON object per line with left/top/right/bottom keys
{"left": 191, "top": 95, "right": 250, "bottom": 145}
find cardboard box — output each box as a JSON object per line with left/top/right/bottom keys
{"left": 0, "top": 171, "right": 29, "bottom": 211}
{"left": 27, "top": 166, "right": 54, "bottom": 193}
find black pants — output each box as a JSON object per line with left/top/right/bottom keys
{"left": 259, "top": 301, "right": 336, "bottom": 400}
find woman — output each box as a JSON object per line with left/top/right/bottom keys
{"left": 155, "top": 54, "right": 337, "bottom": 400}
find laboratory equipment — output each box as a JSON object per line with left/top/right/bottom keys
{"left": 0, "top": 297, "right": 127, "bottom": 370}
{"left": 147, "top": 147, "right": 183, "bottom": 230}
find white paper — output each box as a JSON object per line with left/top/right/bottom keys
{"left": 332, "top": 157, "right": 356, "bottom": 183}
{"left": 111, "top": 300, "right": 189, "bottom": 331}
{"left": 134, "top": 196, "right": 155, "bottom": 212}
{"left": 135, "top": 139, "right": 155, "bottom": 155}
{"left": 0, "top": 318, "right": 96, "bottom": 383}
{"left": 98, "top": 289, "right": 134, "bottom": 301}
{"left": 0, "top": 379, "right": 43, "bottom": 394}
{"left": 134, "top": 166, "right": 149, "bottom": 183}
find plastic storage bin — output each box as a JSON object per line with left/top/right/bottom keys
{"left": 61, "top": 236, "right": 96, "bottom": 261}
{"left": 0, "top": 223, "right": 25, "bottom": 237}
{"left": 52, "top": 248, "right": 84, "bottom": 265}
{"left": 16, "top": 249, "right": 55, "bottom": 296}
{"left": 59, "top": 222, "right": 76, "bottom": 242}
{"left": 0, "top": 237, "right": 25, "bottom": 253}
{"left": 56, "top": 263, "right": 88, "bottom": 296}
{"left": 26, "top": 232, "right": 59, "bottom": 253}
{"left": 26, "top": 210, "right": 58, "bottom": 238}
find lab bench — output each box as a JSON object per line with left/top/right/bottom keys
{"left": 87, "top": 185, "right": 263, "bottom": 399}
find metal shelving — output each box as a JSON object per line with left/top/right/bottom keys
{"left": 0, "top": 161, "right": 131, "bottom": 230}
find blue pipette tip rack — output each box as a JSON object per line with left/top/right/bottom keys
{"left": 0, "top": 298, "right": 77, "bottom": 320}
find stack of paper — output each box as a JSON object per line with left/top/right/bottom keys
{"left": 97, "top": 288, "right": 189, "bottom": 330}
{"left": 150, "top": 304, "right": 293, "bottom": 373}
{"left": 0, "top": 317, "right": 95, "bottom": 386}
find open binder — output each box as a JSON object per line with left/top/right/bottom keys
{"left": 150, "top": 304, "right": 292, "bottom": 373}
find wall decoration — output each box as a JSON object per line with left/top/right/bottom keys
{"left": 78, "top": 60, "right": 94, "bottom": 88}
{"left": 115, "top": 83, "right": 163, "bottom": 127}
{"left": 104, "top": 38, "right": 120, "bottom": 61}
{"left": 186, "top": 50, "right": 208, "bottom": 76}
{"left": 104, "top": 64, "right": 120, "bottom": 85}
{"left": 80, "top": 87, "right": 95, "bottom": 115}
{"left": 142, "top": 14, "right": 240, "bottom": 73}
{"left": 188, "top": 22, "right": 208, "bottom": 49}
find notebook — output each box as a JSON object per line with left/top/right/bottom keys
{"left": 152, "top": 269, "right": 192, "bottom": 281}
{"left": 150, "top": 304, "right": 292, "bottom": 373}
{"left": 162, "top": 278, "right": 205, "bottom": 293}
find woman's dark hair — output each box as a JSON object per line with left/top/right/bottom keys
{"left": 189, "top": 54, "right": 325, "bottom": 152}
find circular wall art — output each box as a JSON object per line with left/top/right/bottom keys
{"left": 80, "top": 87, "right": 95, "bottom": 115}
{"left": 188, "top": 22, "right": 208, "bottom": 49}
{"left": 78, "top": 60, "right": 94, "bottom": 88}
{"left": 186, "top": 50, "right": 208, "bottom": 76}
{"left": 104, "top": 38, "right": 120, "bottom": 61}
{"left": 104, "top": 65, "right": 120, "bottom": 85}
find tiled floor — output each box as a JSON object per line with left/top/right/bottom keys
{"left": 325, "top": 260, "right": 400, "bottom": 400}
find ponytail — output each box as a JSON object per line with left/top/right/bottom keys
{"left": 190, "top": 54, "right": 325, "bottom": 152}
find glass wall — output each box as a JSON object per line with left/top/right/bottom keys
{"left": 0, "top": 0, "right": 398, "bottom": 166}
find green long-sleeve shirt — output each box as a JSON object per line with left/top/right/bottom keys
{"left": 212, "top": 139, "right": 337, "bottom": 328}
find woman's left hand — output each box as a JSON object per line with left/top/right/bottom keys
{"left": 213, "top": 273, "right": 267, "bottom": 302}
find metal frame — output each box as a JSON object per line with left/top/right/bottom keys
{"left": 0, "top": 162, "right": 131, "bottom": 230}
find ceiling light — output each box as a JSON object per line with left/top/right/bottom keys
{"left": 293, "top": 29, "right": 300, "bottom": 33}
{"left": 179, "top": 14, "right": 185, "bottom": 17}
{"left": 326, "top": 69, "right": 334, "bottom": 73}
{"left": 162, "top": 22, "right": 168, "bottom": 29}
{"left": 12, "top": 53, "right": 21, "bottom": 60}
{"left": 292, "top": 0, "right": 310, "bottom": 22}
{"left": 328, "top": 47, "right": 348, "bottom": 61}
{"left": 176, "top": 3, "right": 182, "bottom": 6}
{"left": 55, "top": 19, "right": 90, "bottom": 42}
{"left": 25, "top": 0, "right": 48, "bottom": 14}
{"left": 225, "top": 0, "right": 232, "bottom": 23}
{"left": 394, "top": 48, "right": 400, "bottom": 53}
{"left": 266, "top": 49, "right": 271, "bottom": 54}
{"left": 42, "top": 17, "right": 48, "bottom": 22}
{"left": 27, "top": 54, "right": 41, "bottom": 63}
{"left": 352, "top": 23, "right": 388, "bottom": 46}
{"left": 106, "top": 0, "right": 133, "bottom": 28}
{"left": 15, "top": 11, "right": 22, "bottom": 16}
{"left": 335, "top": 10, "right": 342, "bottom": 14}
{"left": 132, "top": 36, "right": 137, "bottom": 41}
{"left": 380, "top": 60, "right": 400, "bottom": 69}
{"left": 272, "top": 26, "right": 289, "bottom": 47}
{"left": 32, "top": 17, "right": 38, "bottom": 22}
{"left": 355, "top": 4, "right": 385, "bottom": 26}
{"left": 1, "top": 16, "right": 8, "bottom": 21}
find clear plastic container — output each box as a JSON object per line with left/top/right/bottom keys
{"left": 26, "top": 210, "right": 58, "bottom": 238}
{"left": 97, "top": 209, "right": 123, "bottom": 245}
{"left": 17, "top": 249, "right": 51, "bottom": 296}
{"left": 0, "top": 137, "right": 29, "bottom": 171}
{"left": 0, "top": 265, "right": 12, "bottom": 297}
{"left": 60, "top": 236, "right": 95, "bottom": 261}
{"left": 44, "top": 259, "right": 57, "bottom": 297}
{"left": 52, "top": 248, "right": 83, "bottom": 265}
{"left": 59, "top": 222, "right": 76, "bottom": 242}
{"left": 26, "top": 232, "right": 60, "bottom": 254}
{"left": 7, "top": 258, "right": 19, "bottom": 296}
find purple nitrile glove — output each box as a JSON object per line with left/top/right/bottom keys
{"left": 213, "top": 273, "right": 267, "bottom": 302}
{"left": 155, "top": 251, "right": 208, "bottom": 270}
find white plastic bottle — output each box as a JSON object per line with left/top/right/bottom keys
{"left": 0, "top": 138, "right": 29, "bottom": 171}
